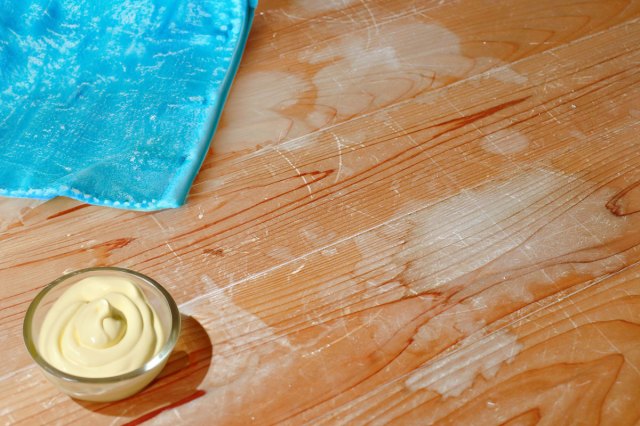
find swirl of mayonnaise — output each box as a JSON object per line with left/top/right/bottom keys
{"left": 38, "top": 276, "right": 165, "bottom": 378}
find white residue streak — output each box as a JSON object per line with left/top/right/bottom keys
{"left": 151, "top": 276, "right": 294, "bottom": 423}
{"left": 188, "top": 275, "right": 294, "bottom": 353}
{"left": 481, "top": 129, "right": 529, "bottom": 155}
{"left": 405, "top": 330, "right": 522, "bottom": 398}
{"left": 399, "top": 168, "right": 571, "bottom": 291}
{"left": 491, "top": 65, "right": 528, "bottom": 85}
{"left": 0, "top": 199, "right": 42, "bottom": 232}
{"left": 266, "top": 246, "right": 294, "bottom": 261}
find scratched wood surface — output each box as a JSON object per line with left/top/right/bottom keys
{"left": 2, "top": 0, "right": 640, "bottom": 424}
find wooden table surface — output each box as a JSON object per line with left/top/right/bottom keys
{"left": 2, "top": 0, "right": 640, "bottom": 424}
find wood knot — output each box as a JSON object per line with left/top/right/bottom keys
{"left": 203, "top": 248, "right": 224, "bottom": 257}
{"left": 606, "top": 181, "right": 640, "bottom": 217}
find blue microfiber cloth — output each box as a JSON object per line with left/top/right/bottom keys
{"left": 0, "top": 0, "right": 256, "bottom": 210}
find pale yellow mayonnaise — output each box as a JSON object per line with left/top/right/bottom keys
{"left": 39, "top": 276, "right": 165, "bottom": 378}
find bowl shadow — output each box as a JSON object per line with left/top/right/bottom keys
{"left": 75, "top": 314, "right": 212, "bottom": 423}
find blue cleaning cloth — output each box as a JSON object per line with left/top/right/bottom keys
{"left": 0, "top": 0, "right": 256, "bottom": 210}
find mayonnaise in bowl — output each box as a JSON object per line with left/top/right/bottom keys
{"left": 39, "top": 275, "right": 165, "bottom": 378}
{"left": 24, "top": 267, "right": 180, "bottom": 402}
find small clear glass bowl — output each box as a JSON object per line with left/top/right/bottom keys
{"left": 23, "top": 267, "right": 180, "bottom": 402}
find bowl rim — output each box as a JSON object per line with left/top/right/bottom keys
{"left": 23, "top": 266, "right": 181, "bottom": 384}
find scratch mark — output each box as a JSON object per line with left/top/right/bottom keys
{"left": 444, "top": 97, "right": 484, "bottom": 138}
{"left": 540, "top": 101, "right": 562, "bottom": 125}
{"left": 274, "top": 146, "right": 314, "bottom": 198}
{"left": 291, "top": 262, "right": 306, "bottom": 274}
{"left": 565, "top": 293, "right": 640, "bottom": 377}
{"left": 332, "top": 132, "right": 346, "bottom": 183}
{"left": 568, "top": 212, "right": 626, "bottom": 265}
{"left": 302, "top": 319, "right": 373, "bottom": 358}
{"left": 360, "top": 0, "right": 379, "bottom": 49}
{"left": 149, "top": 215, "right": 167, "bottom": 232}
{"left": 280, "top": 10, "right": 304, "bottom": 21}
{"left": 165, "top": 242, "right": 182, "bottom": 261}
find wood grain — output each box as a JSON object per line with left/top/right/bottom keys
{"left": 1, "top": 0, "right": 640, "bottom": 424}
{"left": 310, "top": 264, "right": 640, "bottom": 425}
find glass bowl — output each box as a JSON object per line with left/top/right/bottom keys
{"left": 23, "top": 267, "right": 180, "bottom": 402}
